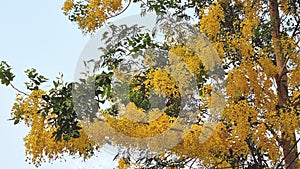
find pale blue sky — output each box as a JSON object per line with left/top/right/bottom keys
{"left": 0, "top": 0, "right": 138, "bottom": 168}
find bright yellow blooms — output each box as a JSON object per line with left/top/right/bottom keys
{"left": 62, "top": 0, "right": 74, "bottom": 13}
{"left": 62, "top": 0, "right": 123, "bottom": 33}
{"left": 12, "top": 0, "right": 300, "bottom": 168}
{"left": 12, "top": 90, "right": 95, "bottom": 167}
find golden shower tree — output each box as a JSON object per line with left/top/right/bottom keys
{"left": 1, "top": 0, "right": 300, "bottom": 168}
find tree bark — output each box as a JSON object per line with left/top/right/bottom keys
{"left": 269, "top": 0, "right": 298, "bottom": 168}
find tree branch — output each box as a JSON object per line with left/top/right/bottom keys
{"left": 10, "top": 83, "right": 29, "bottom": 96}
{"left": 106, "top": 0, "right": 132, "bottom": 20}
{"left": 189, "top": 158, "right": 197, "bottom": 169}
{"left": 292, "top": 18, "right": 300, "bottom": 39}
{"left": 276, "top": 137, "right": 300, "bottom": 169}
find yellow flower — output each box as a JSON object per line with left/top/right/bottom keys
{"left": 62, "top": 0, "right": 74, "bottom": 13}
{"left": 118, "top": 157, "right": 130, "bottom": 169}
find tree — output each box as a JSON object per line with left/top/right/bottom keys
{"left": 1, "top": 0, "right": 300, "bottom": 168}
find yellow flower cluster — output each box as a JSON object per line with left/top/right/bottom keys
{"left": 143, "top": 54, "right": 157, "bottom": 67}
{"left": 280, "top": 0, "right": 290, "bottom": 14}
{"left": 240, "top": 0, "right": 260, "bottom": 38}
{"left": 11, "top": 90, "right": 95, "bottom": 167}
{"left": 173, "top": 123, "right": 231, "bottom": 167}
{"left": 200, "top": 2, "right": 224, "bottom": 40}
{"left": 62, "top": 0, "right": 74, "bottom": 14}
{"left": 287, "top": 36, "right": 300, "bottom": 87}
{"left": 118, "top": 157, "right": 130, "bottom": 169}
{"left": 106, "top": 109, "right": 176, "bottom": 139}
{"left": 226, "top": 65, "right": 250, "bottom": 99}
{"left": 62, "top": 0, "right": 123, "bottom": 33}
{"left": 145, "top": 68, "right": 181, "bottom": 98}
{"left": 258, "top": 57, "right": 277, "bottom": 77}
{"left": 169, "top": 46, "right": 201, "bottom": 74}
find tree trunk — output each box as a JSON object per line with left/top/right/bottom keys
{"left": 269, "top": 0, "right": 298, "bottom": 168}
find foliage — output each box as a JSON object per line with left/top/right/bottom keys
{"left": 24, "top": 68, "right": 48, "bottom": 90}
{"left": 11, "top": 90, "right": 96, "bottom": 167}
{"left": 0, "top": 61, "right": 15, "bottom": 86}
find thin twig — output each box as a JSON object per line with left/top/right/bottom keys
{"left": 209, "top": 159, "right": 226, "bottom": 169}
{"left": 139, "top": 0, "right": 149, "bottom": 7}
{"left": 189, "top": 158, "right": 197, "bottom": 169}
{"left": 292, "top": 18, "right": 300, "bottom": 39}
{"left": 264, "top": 122, "right": 281, "bottom": 146}
{"left": 246, "top": 138, "right": 260, "bottom": 168}
{"left": 106, "top": 0, "right": 132, "bottom": 20}
{"left": 10, "top": 83, "right": 29, "bottom": 96}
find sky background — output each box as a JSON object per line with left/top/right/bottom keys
{"left": 0, "top": 0, "right": 139, "bottom": 168}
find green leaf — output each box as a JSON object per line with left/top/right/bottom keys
{"left": 0, "top": 61, "right": 15, "bottom": 86}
